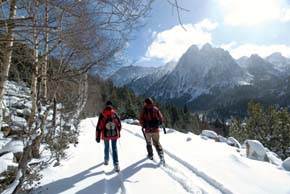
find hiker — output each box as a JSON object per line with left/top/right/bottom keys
{"left": 96, "top": 101, "right": 122, "bottom": 172}
{"left": 139, "top": 97, "right": 165, "bottom": 163}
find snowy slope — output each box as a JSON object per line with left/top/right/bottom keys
{"left": 34, "top": 118, "right": 290, "bottom": 194}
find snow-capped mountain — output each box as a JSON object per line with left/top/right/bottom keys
{"left": 240, "top": 54, "right": 281, "bottom": 82}
{"left": 146, "top": 44, "right": 250, "bottom": 103}
{"left": 126, "top": 61, "right": 177, "bottom": 95}
{"left": 91, "top": 43, "right": 290, "bottom": 116}
{"left": 89, "top": 63, "right": 123, "bottom": 79}
{"left": 265, "top": 52, "right": 290, "bottom": 76}
{"left": 109, "top": 66, "right": 155, "bottom": 87}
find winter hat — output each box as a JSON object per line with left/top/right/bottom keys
{"left": 144, "top": 97, "right": 153, "bottom": 105}
{"left": 106, "top": 100, "right": 113, "bottom": 106}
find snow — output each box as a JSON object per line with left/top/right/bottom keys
{"left": 201, "top": 130, "right": 218, "bottom": 139}
{"left": 0, "top": 140, "right": 24, "bottom": 154}
{"left": 34, "top": 117, "right": 290, "bottom": 194}
{"left": 0, "top": 152, "right": 17, "bottom": 174}
{"left": 266, "top": 152, "right": 282, "bottom": 166}
{"left": 11, "top": 115, "right": 27, "bottom": 127}
{"left": 245, "top": 140, "right": 268, "bottom": 161}
{"left": 282, "top": 157, "right": 290, "bottom": 171}
{"left": 227, "top": 137, "right": 241, "bottom": 148}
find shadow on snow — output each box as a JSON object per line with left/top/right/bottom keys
{"left": 35, "top": 158, "right": 157, "bottom": 194}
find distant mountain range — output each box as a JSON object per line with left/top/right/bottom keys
{"left": 92, "top": 44, "right": 290, "bottom": 118}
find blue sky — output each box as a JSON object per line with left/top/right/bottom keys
{"left": 125, "top": 0, "right": 290, "bottom": 67}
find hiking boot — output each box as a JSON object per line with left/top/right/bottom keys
{"left": 104, "top": 160, "right": 109, "bottom": 165}
{"left": 159, "top": 153, "right": 165, "bottom": 165}
{"left": 114, "top": 164, "right": 120, "bottom": 172}
{"left": 147, "top": 155, "right": 153, "bottom": 160}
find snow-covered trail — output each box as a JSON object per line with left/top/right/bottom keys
{"left": 35, "top": 117, "right": 290, "bottom": 194}
{"left": 122, "top": 127, "right": 230, "bottom": 194}
{"left": 35, "top": 118, "right": 217, "bottom": 194}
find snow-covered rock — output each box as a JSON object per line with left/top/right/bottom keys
{"left": 282, "top": 157, "right": 290, "bottom": 171}
{"left": 186, "top": 137, "right": 192, "bottom": 141}
{"left": 227, "top": 137, "right": 241, "bottom": 148}
{"left": 56, "top": 103, "right": 64, "bottom": 110}
{"left": 217, "top": 135, "right": 228, "bottom": 143}
{"left": 165, "top": 128, "right": 175, "bottom": 134}
{"left": 201, "top": 130, "right": 218, "bottom": 139}
{"left": 24, "top": 100, "right": 32, "bottom": 109}
{"left": 245, "top": 140, "right": 269, "bottom": 162}
{"left": 3, "top": 96, "right": 20, "bottom": 107}
{"left": 11, "top": 115, "right": 27, "bottom": 127}
{"left": 0, "top": 140, "right": 24, "bottom": 154}
{"left": 123, "top": 119, "right": 139, "bottom": 125}
{"left": 0, "top": 152, "right": 17, "bottom": 174}
{"left": 266, "top": 151, "right": 282, "bottom": 166}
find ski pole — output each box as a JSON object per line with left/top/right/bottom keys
{"left": 141, "top": 127, "right": 148, "bottom": 142}
{"left": 163, "top": 127, "right": 167, "bottom": 134}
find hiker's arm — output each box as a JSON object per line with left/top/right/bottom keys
{"left": 157, "top": 109, "right": 163, "bottom": 125}
{"left": 139, "top": 111, "right": 144, "bottom": 127}
{"left": 96, "top": 113, "right": 103, "bottom": 131}
{"left": 96, "top": 113, "right": 103, "bottom": 142}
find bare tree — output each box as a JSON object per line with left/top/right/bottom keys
{"left": 0, "top": 0, "right": 17, "bottom": 118}
{"left": 0, "top": 0, "right": 155, "bottom": 192}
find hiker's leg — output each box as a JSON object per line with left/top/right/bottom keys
{"left": 104, "top": 140, "right": 109, "bottom": 162}
{"left": 111, "top": 139, "right": 119, "bottom": 165}
{"left": 152, "top": 132, "right": 164, "bottom": 159}
{"left": 145, "top": 133, "right": 153, "bottom": 157}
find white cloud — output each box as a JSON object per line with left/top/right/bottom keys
{"left": 217, "top": 0, "right": 290, "bottom": 26}
{"left": 145, "top": 19, "right": 218, "bottom": 63}
{"left": 195, "top": 19, "right": 218, "bottom": 31}
{"left": 281, "top": 8, "right": 290, "bottom": 22}
{"left": 222, "top": 42, "right": 290, "bottom": 59}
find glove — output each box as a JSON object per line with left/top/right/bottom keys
{"left": 96, "top": 129, "right": 101, "bottom": 143}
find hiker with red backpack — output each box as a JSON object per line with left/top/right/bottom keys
{"left": 96, "top": 101, "right": 122, "bottom": 172}
{"left": 140, "top": 97, "right": 165, "bottom": 164}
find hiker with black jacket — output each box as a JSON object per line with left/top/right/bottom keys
{"left": 96, "top": 101, "right": 122, "bottom": 172}
{"left": 139, "top": 97, "right": 165, "bottom": 163}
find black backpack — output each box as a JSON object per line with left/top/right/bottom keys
{"left": 104, "top": 114, "right": 118, "bottom": 137}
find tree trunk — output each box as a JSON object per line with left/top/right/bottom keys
{"left": 12, "top": 145, "right": 32, "bottom": 194}
{"left": 40, "top": 0, "right": 48, "bottom": 102}
{"left": 31, "top": 110, "right": 48, "bottom": 158}
{"left": 0, "top": 0, "right": 17, "bottom": 123}
{"left": 28, "top": 14, "right": 39, "bottom": 132}
{"left": 29, "top": 19, "right": 40, "bottom": 158}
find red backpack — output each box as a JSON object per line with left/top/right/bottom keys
{"left": 102, "top": 112, "right": 120, "bottom": 138}
{"left": 142, "top": 106, "right": 161, "bottom": 129}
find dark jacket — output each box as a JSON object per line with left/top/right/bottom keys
{"left": 96, "top": 106, "right": 121, "bottom": 141}
{"left": 139, "top": 104, "right": 163, "bottom": 133}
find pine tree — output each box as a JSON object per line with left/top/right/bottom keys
{"left": 246, "top": 101, "right": 267, "bottom": 143}
{"left": 275, "top": 109, "right": 290, "bottom": 159}
{"left": 264, "top": 106, "right": 280, "bottom": 150}
{"left": 229, "top": 117, "right": 247, "bottom": 142}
